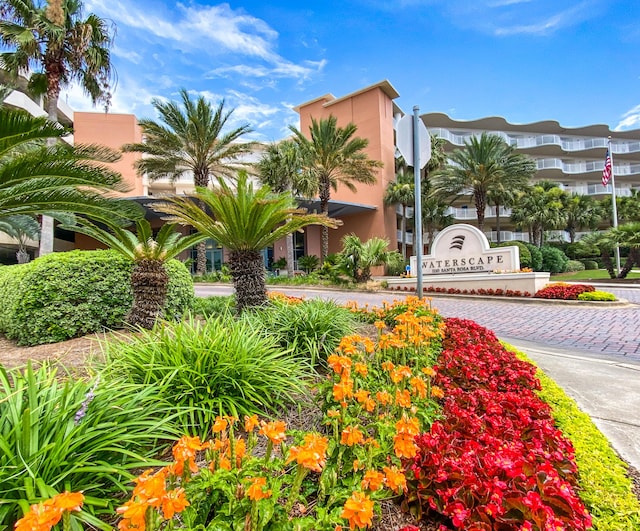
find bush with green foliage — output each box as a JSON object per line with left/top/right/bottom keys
{"left": 101, "top": 317, "right": 312, "bottom": 436}
{"left": 245, "top": 298, "right": 357, "bottom": 368}
{"left": 523, "top": 242, "right": 544, "bottom": 271}
{"left": 578, "top": 290, "right": 617, "bottom": 301}
{"left": 193, "top": 295, "right": 236, "bottom": 318}
{"left": 565, "top": 259, "right": 586, "bottom": 272}
{"left": 0, "top": 250, "right": 193, "bottom": 346}
{"left": 580, "top": 259, "right": 599, "bottom": 270}
{"left": 511, "top": 347, "right": 640, "bottom": 531}
{"left": 540, "top": 245, "right": 569, "bottom": 273}
{"left": 0, "top": 363, "right": 177, "bottom": 530}
{"left": 385, "top": 252, "right": 407, "bottom": 276}
{"left": 297, "top": 254, "right": 320, "bottom": 273}
{"left": 493, "top": 241, "right": 532, "bottom": 269}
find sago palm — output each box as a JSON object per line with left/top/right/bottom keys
{"left": 289, "top": 115, "right": 382, "bottom": 261}
{"left": 155, "top": 172, "right": 341, "bottom": 312}
{"left": 0, "top": 214, "right": 39, "bottom": 262}
{"left": 123, "top": 89, "right": 254, "bottom": 275}
{"left": 64, "top": 218, "right": 205, "bottom": 328}
{"left": 0, "top": 106, "right": 142, "bottom": 223}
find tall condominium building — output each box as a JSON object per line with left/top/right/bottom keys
{"left": 423, "top": 113, "right": 640, "bottom": 242}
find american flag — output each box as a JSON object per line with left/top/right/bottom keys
{"left": 602, "top": 148, "right": 612, "bottom": 187}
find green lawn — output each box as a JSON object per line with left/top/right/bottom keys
{"left": 552, "top": 269, "right": 640, "bottom": 281}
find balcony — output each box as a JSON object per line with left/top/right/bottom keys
{"left": 397, "top": 230, "right": 413, "bottom": 245}
{"left": 537, "top": 158, "right": 640, "bottom": 176}
{"left": 445, "top": 206, "right": 512, "bottom": 220}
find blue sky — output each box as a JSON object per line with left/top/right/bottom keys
{"left": 68, "top": 0, "right": 640, "bottom": 142}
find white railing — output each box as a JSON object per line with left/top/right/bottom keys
{"left": 430, "top": 127, "right": 640, "bottom": 155}
{"left": 397, "top": 230, "right": 413, "bottom": 245}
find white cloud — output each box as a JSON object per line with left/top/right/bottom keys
{"left": 207, "top": 59, "right": 327, "bottom": 81}
{"left": 615, "top": 105, "right": 640, "bottom": 131}
{"left": 111, "top": 45, "right": 142, "bottom": 64}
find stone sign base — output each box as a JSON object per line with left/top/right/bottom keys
{"left": 387, "top": 272, "right": 550, "bottom": 296}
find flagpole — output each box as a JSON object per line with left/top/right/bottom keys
{"left": 608, "top": 136, "right": 621, "bottom": 275}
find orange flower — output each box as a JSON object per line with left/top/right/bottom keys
{"left": 383, "top": 466, "right": 407, "bottom": 494}
{"left": 328, "top": 408, "right": 341, "bottom": 418}
{"left": 390, "top": 365, "right": 412, "bottom": 383}
{"left": 117, "top": 500, "right": 148, "bottom": 531}
{"left": 332, "top": 376, "right": 354, "bottom": 403}
{"left": 393, "top": 432, "right": 418, "bottom": 459}
{"left": 395, "top": 416, "right": 420, "bottom": 436}
{"left": 234, "top": 437, "right": 247, "bottom": 465}
{"left": 409, "top": 376, "right": 427, "bottom": 398}
{"left": 328, "top": 354, "right": 353, "bottom": 375}
{"left": 15, "top": 492, "right": 85, "bottom": 531}
{"left": 431, "top": 386, "right": 445, "bottom": 399}
{"left": 172, "top": 435, "right": 208, "bottom": 475}
{"left": 161, "top": 488, "right": 190, "bottom": 519}
{"left": 354, "top": 389, "right": 370, "bottom": 404}
{"left": 246, "top": 477, "right": 272, "bottom": 501}
{"left": 212, "top": 416, "right": 228, "bottom": 433}
{"left": 259, "top": 420, "right": 287, "bottom": 444}
{"left": 132, "top": 469, "right": 167, "bottom": 506}
{"left": 354, "top": 362, "right": 368, "bottom": 377}
{"left": 218, "top": 455, "right": 232, "bottom": 471}
{"left": 340, "top": 426, "right": 365, "bottom": 447}
{"left": 374, "top": 320, "right": 386, "bottom": 330}
{"left": 340, "top": 491, "right": 374, "bottom": 530}
{"left": 395, "top": 389, "right": 412, "bottom": 408}
{"left": 353, "top": 459, "right": 364, "bottom": 472}
{"left": 244, "top": 414, "right": 259, "bottom": 432}
{"left": 375, "top": 390, "right": 392, "bottom": 405}
{"left": 421, "top": 367, "right": 436, "bottom": 378}
{"left": 361, "top": 470, "right": 385, "bottom": 491}
{"left": 381, "top": 360, "right": 395, "bottom": 372}
{"left": 287, "top": 433, "right": 329, "bottom": 472}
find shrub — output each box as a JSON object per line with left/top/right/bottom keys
{"left": 246, "top": 298, "right": 357, "bottom": 368}
{"left": 0, "top": 363, "right": 177, "bottom": 530}
{"left": 540, "top": 245, "right": 569, "bottom": 273}
{"left": 193, "top": 295, "right": 236, "bottom": 318}
{"left": 493, "top": 241, "right": 532, "bottom": 269}
{"left": 580, "top": 259, "right": 599, "bottom": 270}
{"left": 297, "top": 254, "right": 320, "bottom": 273}
{"left": 534, "top": 283, "right": 595, "bottom": 300}
{"left": 385, "top": 252, "right": 407, "bottom": 276}
{"left": 0, "top": 250, "right": 193, "bottom": 346}
{"left": 101, "top": 317, "right": 312, "bottom": 436}
{"left": 565, "top": 259, "right": 586, "bottom": 272}
{"left": 523, "top": 242, "right": 544, "bottom": 271}
{"left": 578, "top": 290, "right": 617, "bottom": 301}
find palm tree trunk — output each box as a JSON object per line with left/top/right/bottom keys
{"left": 194, "top": 171, "right": 209, "bottom": 275}
{"left": 229, "top": 249, "right": 267, "bottom": 313}
{"left": 319, "top": 178, "right": 331, "bottom": 262}
{"left": 401, "top": 205, "right": 407, "bottom": 260}
{"left": 495, "top": 202, "right": 502, "bottom": 243}
{"left": 127, "top": 259, "right": 169, "bottom": 329}
{"left": 474, "top": 192, "right": 485, "bottom": 232}
{"left": 286, "top": 232, "right": 295, "bottom": 275}
{"left": 600, "top": 250, "right": 615, "bottom": 279}
{"left": 617, "top": 252, "right": 637, "bottom": 279}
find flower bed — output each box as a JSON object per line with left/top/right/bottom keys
{"left": 534, "top": 283, "right": 595, "bottom": 300}
{"left": 405, "top": 318, "right": 592, "bottom": 530}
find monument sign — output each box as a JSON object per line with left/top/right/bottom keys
{"left": 410, "top": 224, "right": 520, "bottom": 276}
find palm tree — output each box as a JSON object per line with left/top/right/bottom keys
{"left": 431, "top": 132, "right": 535, "bottom": 232}
{"left": 155, "top": 172, "right": 341, "bottom": 313}
{"left": 256, "top": 139, "right": 315, "bottom": 275}
{"left": 338, "top": 234, "right": 396, "bottom": 283}
{"left": 609, "top": 222, "right": 640, "bottom": 279}
{"left": 289, "top": 115, "right": 382, "bottom": 261}
{"left": 1, "top": 0, "right": 115, "bottom": 255}
{"left": 576, "top": 231, "right": 617, "bottom": 279}
{"left": 0, "top": 106, "right": 142, "bottom": 223}
{"left": 510, "top": 181, "right": 567, "bottom": 247}
{"left": 0, "top": 215, "right": 39, "bottom": 263}
{"left": 421, "top": 195, "right": 455, "bottom": 252}
{"left": 63, "top": 218, "right": 205, "bottom": 328}
{"left": 565, "top": 194, "right": 602, "bottom": 244}
{"left": 383, "top": 170, "right": 414, "bottom": 260}
{"left": 123, "top": 89, "right": 254, "bottom": 275}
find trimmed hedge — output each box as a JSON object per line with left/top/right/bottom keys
{"left": 566, "top": 259, "right": 586, "bottom": 272}
{"left": 541, "top": 245, "right": 570, "bottom": 273}
{"left": 492, "top": 241, "right": 532, "bottom": 269}
{"left": 0, "top": 250, "right": 194, "bottom": 346}
{"left": 524, "top": 242, "right": 544, "bottom": 271}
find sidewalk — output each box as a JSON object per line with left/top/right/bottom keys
{"left": 503, "top": 338, "right": 640, "bottom": 470}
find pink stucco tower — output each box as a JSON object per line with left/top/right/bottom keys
{"left": 294, "top": 80, "right": 400, "bottom": 257}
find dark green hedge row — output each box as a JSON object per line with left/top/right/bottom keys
{"left": 0, "top": 250, "right": 194, "bottom": 346}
